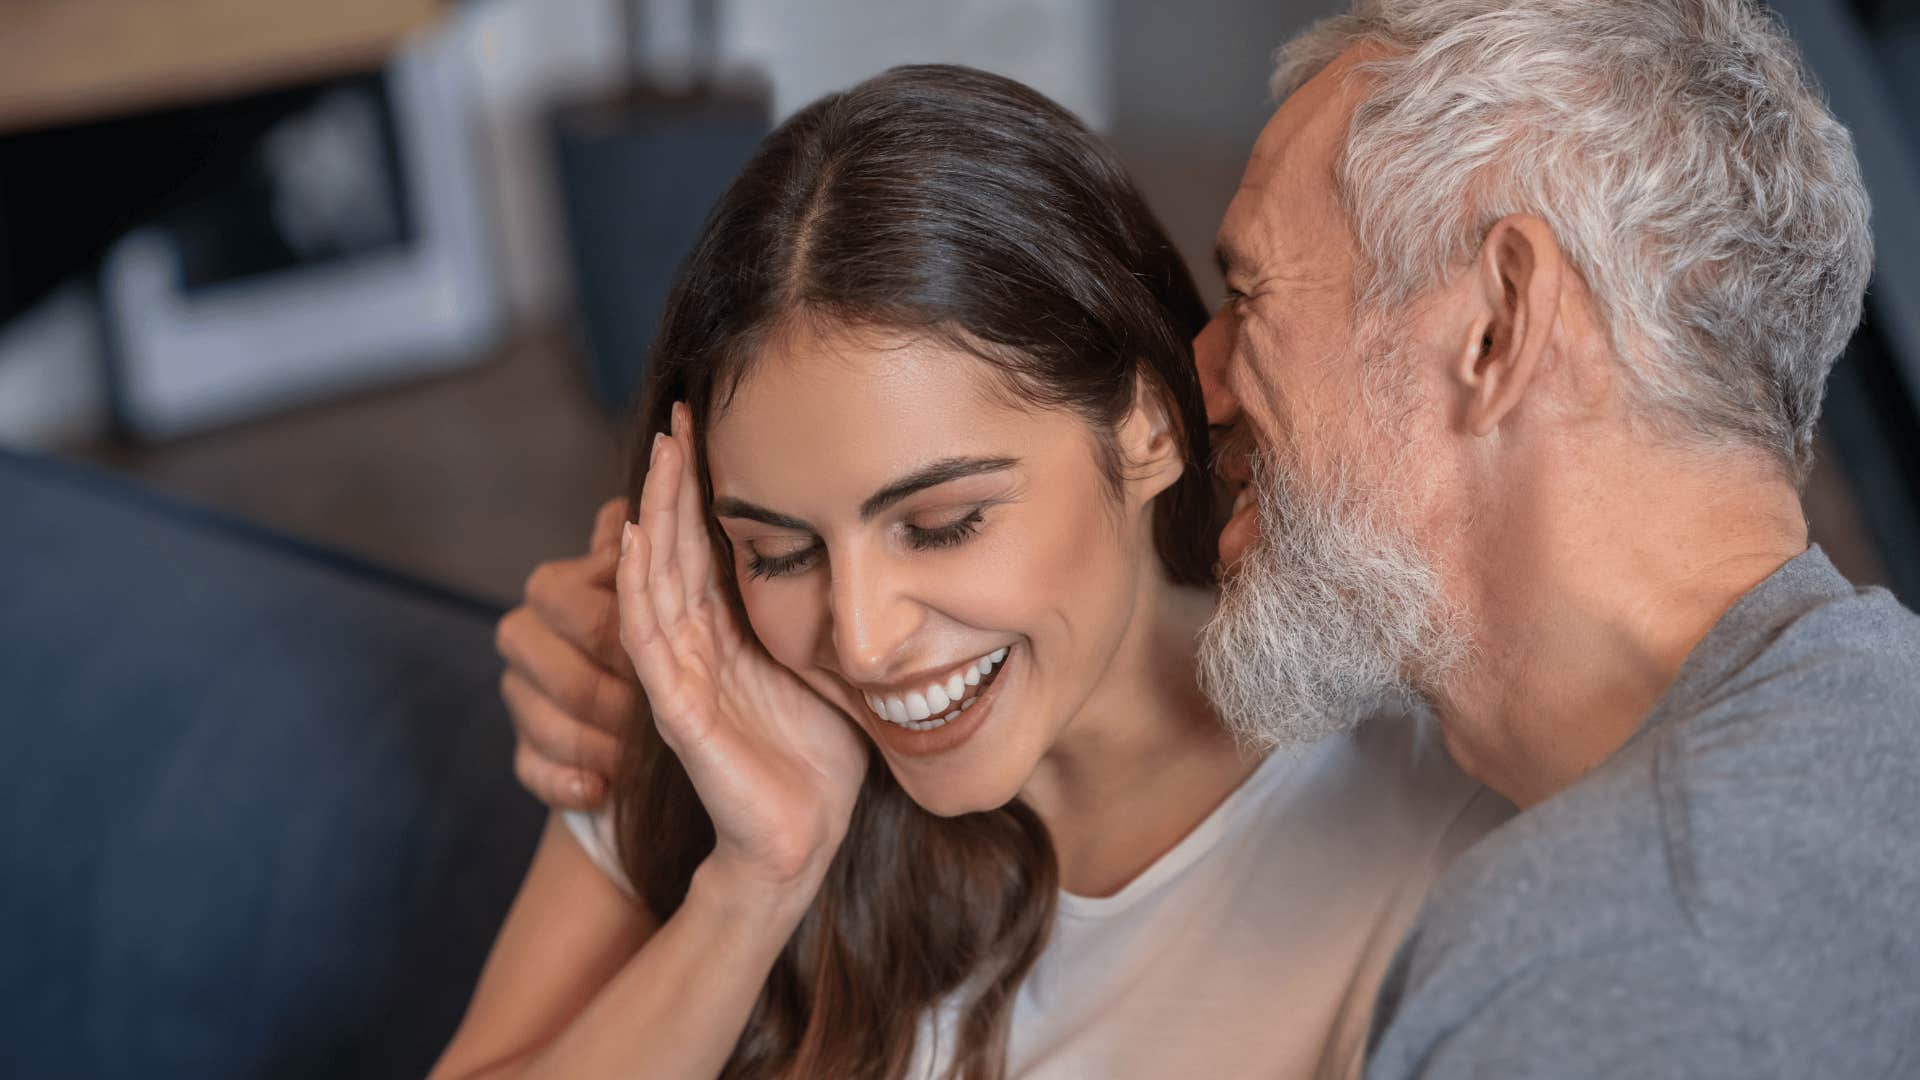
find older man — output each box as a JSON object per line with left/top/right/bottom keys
{"left": 1195, "top": 0, "right": 1920, "bottom": 1075}
{"left": 496, "top": 0, "right": 1920, "bottom": 1073}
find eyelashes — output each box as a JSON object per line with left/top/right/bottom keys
{"left": 744, "top": 546, "right": 816, "bottom": 580}
{"left": 905, "top": 507, "right": 985, "bottom": 551}
{"left": 744, "top": 507, "right": 989, "bottom": 580}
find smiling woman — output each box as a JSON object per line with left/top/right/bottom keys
{"left": 434, "top": 62, "right": 1503, "bottom": 1080}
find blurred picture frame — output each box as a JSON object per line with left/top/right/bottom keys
{"left": 100, "top": 28, "right": 500, "bottom": 440}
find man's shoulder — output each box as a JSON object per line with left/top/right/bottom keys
{"left": 1403, "top": 573, "right": 1920, "bottom": 975}
{"left": 1367, "top": 575, "right": 1920, "bottom": 1078}
{"left": 1699, "top": 576, "right": 1920, "bottom": 726}
{"left": 1666, "top": 576, "right": 1920, "bottom": 908}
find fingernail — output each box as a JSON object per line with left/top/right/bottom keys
{"left": 621, "top": 521, "right": 633, "bottom": 555}
{"left": 568, "top": 775, "right": 585, "bottom": 801}
{"left": 650, "top": 432, "right": 664, "bottom": 466}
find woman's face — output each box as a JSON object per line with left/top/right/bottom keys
{"left": 704, "top": 321, "right": 1173, "bottom": 815}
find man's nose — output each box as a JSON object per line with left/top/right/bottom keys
{"left": 1193, "top": 309, "right": 1241, "bottom": 428}
{"left": 828, "top": 555, "right": 920, "bottom": 684}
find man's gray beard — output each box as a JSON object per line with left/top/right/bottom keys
{"left": 1196, "top": 448, "right": 1468, "bottom": 749}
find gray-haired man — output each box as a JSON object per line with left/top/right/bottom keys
{"left": 1196, "top": 0, "right": 1920, "bottom": 1075}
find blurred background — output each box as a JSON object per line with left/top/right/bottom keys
{"left": 2, "top": 0, "right": 1913, "bottom": 603}
{"left": 3, "top": 0, "right": 1916, "bottom": 1076}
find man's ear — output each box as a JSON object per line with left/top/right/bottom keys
{"left": 1116, "top": 373, "right": 1187, "bottom": 503}
{"left": 1454, "top": 214, "right": 1564, "bottom": 437}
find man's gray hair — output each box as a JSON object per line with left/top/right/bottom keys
{"left": 1274, "top": 0, "right": 1873, "bottom": 481}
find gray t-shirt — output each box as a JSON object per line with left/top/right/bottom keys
{"left": 1364, "top": 546, "right": 1920, "bottom": 1078}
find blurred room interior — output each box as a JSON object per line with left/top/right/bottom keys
{"left": 3, "top": 1, "right": 1917, "bottom": 1075}
{"left": 2, "top": 0, "right": 1914, "bottom": 603}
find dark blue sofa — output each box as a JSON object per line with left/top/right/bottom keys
{"left": 0, "top": 448, "right": 544, "bottom": 1078}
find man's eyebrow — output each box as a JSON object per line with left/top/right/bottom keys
{"left": 861, "top": 456, "right": 1019, "bottom": 520}
{"left": 1214, "top": 240, "right": 1249, "bottom": 283}
{"left": 711, "top": 498, "right": 814, "bottom": 532}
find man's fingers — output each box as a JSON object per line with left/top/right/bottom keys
{"left": 502, "top": 669, "right": 623, "bottom": 778}
{"left": 589, "top": 496, "right": 628, "bottom": 554}
{"left": 523, "top": 555, "right": 631, "bottom": 675}
{"left": 497, "top": 606, "right": 638, "bottom": 736}
{"left": 514, "top": 740, "right": 607, "bottom": 812}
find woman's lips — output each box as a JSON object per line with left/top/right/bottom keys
{"left": 864, "top": 645, "right": 1016, "bottom": 758}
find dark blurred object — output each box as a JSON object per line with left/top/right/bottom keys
{"left": 1851, "top": 0, "right": 1920, "bottom": 31}
{"left": 0, "top": 0, "right": 441, "bottom": 323}
{"left": 550, "top": 0, "right": 770, "bottom": 413}
{"left": 551, "top": 84, "right": 769, "bottom": 413}
{"left": 0, "top": 84, "right": 324, "bottom": 325}
{"left": 0, "top": 447, "right": 541, "bottom": 1077}
{"left": 1773, "top": 0, "right": 1920, "bottom": 604}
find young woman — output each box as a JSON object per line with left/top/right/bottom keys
{"left": 434, "top": 65, "right": 1504, "bottom": 1080}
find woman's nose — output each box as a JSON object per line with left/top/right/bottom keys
{"left": 827, "top": 558, "right": 920, "bottom": 683}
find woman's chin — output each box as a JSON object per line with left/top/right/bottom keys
{"left": 886, "top": 763, "right": 1027, "bottom": 818}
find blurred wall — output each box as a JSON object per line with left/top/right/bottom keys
{"left": 1108, "top": 0, "right": 1337, "bottom": 300}
{"left": 457, "top": 0, "right": 1110, "bottom": 327}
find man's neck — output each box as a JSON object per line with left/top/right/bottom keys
{"left": 1434, "top": 449, "right": 1808, "bottom": 809}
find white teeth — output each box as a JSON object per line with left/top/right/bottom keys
{"left": 864, "top": 645, "right": 1012, "bottom": 729}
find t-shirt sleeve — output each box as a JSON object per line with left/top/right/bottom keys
{"left": 1365, "top": 939, "right": 1768, "bottom": 1079}
{"left": 561, "top": 805, "right": 638, "bottom": 901}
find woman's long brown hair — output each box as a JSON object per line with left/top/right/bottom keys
{"left": 612, "top": 64, "right": 1215, "bottom": 1078}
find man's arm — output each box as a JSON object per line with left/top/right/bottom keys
{"left": 497, "top": 498, "right": 639, "bottom": 810}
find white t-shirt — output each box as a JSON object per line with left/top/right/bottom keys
{"left": 564, "top": 709, "right": 1510, "bottom": 1079}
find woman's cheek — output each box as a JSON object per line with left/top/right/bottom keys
{"left": 740, "top": 580, "right": 823, "bottom": 673}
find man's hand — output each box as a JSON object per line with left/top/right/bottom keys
{"left": 497, "top": 497, "right": 641, "bottom": 811}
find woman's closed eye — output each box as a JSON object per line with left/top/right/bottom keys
{"left": 745, "top": 539, "right": 821, "bottom": 580}
{"left": 742, "top": 507, "right": 991, "bottom": 580}
{"left": 904, "top": 506, "right": 986, "bottom": 550}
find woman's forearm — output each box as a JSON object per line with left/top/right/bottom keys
{"left": 513, "top": 860, "right": 816, "bottom": 1080}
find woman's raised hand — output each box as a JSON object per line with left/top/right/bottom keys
{"left": 617, "top": 403, "right": 869, "bottom": 901}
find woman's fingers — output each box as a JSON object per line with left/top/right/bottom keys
{"left": 669, "top": 403, "right": 719, "bottom": 603}
{"left": 616, "top": 520, "right": 707, "bottom": 750}
{"left": 639, "top": 434, "right": 689, "bottom": 631}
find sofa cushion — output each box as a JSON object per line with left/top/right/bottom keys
{"left": 0, "top": 449, "right": 544, "bottom": 1078}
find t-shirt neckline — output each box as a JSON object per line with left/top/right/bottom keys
{"left": 1054, "top": 746, "right": 1300, "bottom": 920}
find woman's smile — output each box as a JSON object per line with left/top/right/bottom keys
{"left": 857, "top": 644, "right": 1020, "bottom": 760}
{"left": 859, "top": 645, "right": 1011, "bottom": 730}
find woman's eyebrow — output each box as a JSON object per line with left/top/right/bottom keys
{"left": 860, "top": 456, "right": 1018, "bottom": 521}
{"left": 711, "top": 498, "right": 814, "bottom": 532}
